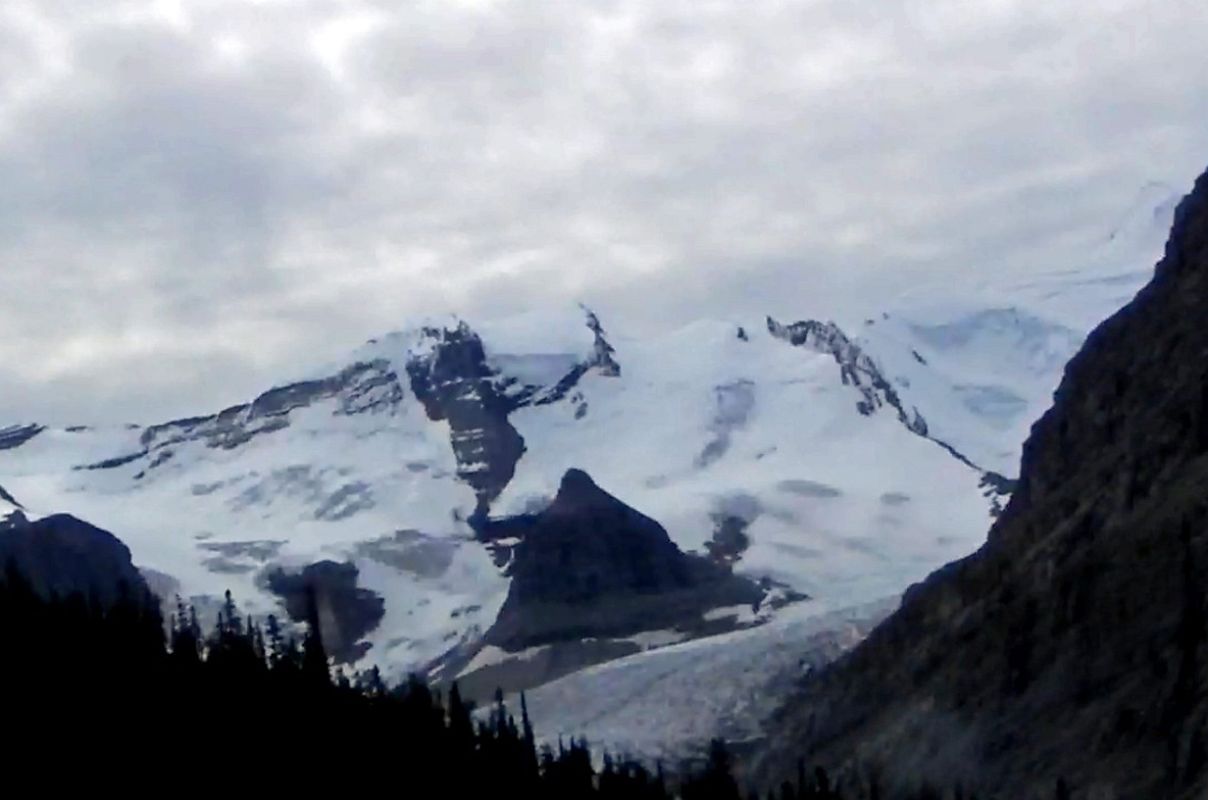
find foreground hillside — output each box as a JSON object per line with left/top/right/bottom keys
{"left": 752, "top": 169, "right": 1208, "bottom": 799}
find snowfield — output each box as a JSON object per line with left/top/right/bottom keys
{"left": 493, "top": 316, "right": 994, "bottom": 606}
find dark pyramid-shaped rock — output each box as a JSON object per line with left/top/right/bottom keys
{"left": 484, "top": 468, "right": 763, "bottom": 651}
{"left": 509, "top": 468, "right": 692, "bottom": 606}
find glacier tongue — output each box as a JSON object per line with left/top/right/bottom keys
{"left": 513, "top": 599, "right": 893, "bottom": 768}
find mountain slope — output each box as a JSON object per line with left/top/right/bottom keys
{"left": 0, "top": 186, "right": 1174, "bottom": 693}
{"left": 0, "top": 308, "right": 994, "bottom": 682}
{"left": 752, "top": 168, "right": 1208, "bottom": 799}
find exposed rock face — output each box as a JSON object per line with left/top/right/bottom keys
{"left": 583, "top": 306, "right": 622, "bottom": 377}
{"left": 404, "top": 309, "right": 626, "bottom": 516}
{"left": 769, "top": 316, "right": 1014, "bottom": 509}
{"left": 53, "top": 312, "right": 617, "bottom": 522}
{"left": 768, "top": 317, "right": 928, "bottom": 435}
{"left": 482, "top": 469, "right": 767, "bottom": 651}
{"left": 442, "top": 469, "right": 783, "bottom": 698}
{"left": 142, "top": 360, "right": 403, "bottom": 448}
{"left": 501, "top": 306, "right": 623, "bottom": 409}
{"left": 0, "top": 512, "right": 152, "bottom": 605}
{"left": 405, "top": 322, "right": 527, "bottom": 515}
{"left": 0, "top": 483, "right": 20, "bottom": 510}
{"left": 263, "top": 560, "right": 386, "bottom": 665}
{"left": 75, "top": 360, "right": 404, "bottom": 474}
{"left": 706, "top": 513, "right": 752, "bottom": 565}
{"left": 753, "top": 169, "right": 1208, "bottom": 799}
{"left": 0, "top": 424, "right": 43, "bottom": 451}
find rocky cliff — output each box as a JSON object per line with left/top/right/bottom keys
{"left": 753, "top": 167, "right": 1208, "bottom": 799}
{"left": 440, "top": 469, "right": 775, "bottom": 699}
{"left": 404, "top": 321, "right": 527, "bottom": 515}
{"left": 484, "top": 469, "right": 767, "bottom": 650}
{"left": 767, "top": 317, "right": 928, "bottom": 436}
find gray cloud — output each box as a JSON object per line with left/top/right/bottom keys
{"left": 1, "top": 0, "right": 1206, "bottom": 424}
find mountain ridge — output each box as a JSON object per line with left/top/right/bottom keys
{"left": 750, "top": 166, "right": 1208, "bottom": 799}
{"left": 0, "top": 192, "right": 1174, "bottom": 693}
{"left": 0, "top": 305, "right": 1002, "bottom": 682}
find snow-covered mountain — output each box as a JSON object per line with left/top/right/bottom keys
{"left": 0, "top": 305, "right": 997, "bottom": 679}
{"left": 0, "top": 185, "right": 1180, "bottom": 727}
{"left": 493, "top": 184, "right": 1185, "bottom": 763}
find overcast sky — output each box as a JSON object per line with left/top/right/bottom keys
{"left": 2, "top": 0, "right": 1206, "bottom": 425}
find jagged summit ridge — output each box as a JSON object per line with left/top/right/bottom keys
{"left": 767, "top": 316, "right": 928, "bottom": 435}
{"left": 582, "top": 306, "right": 621, "bottom": 377}
{"left": 547, "top": 467, "right": 619, "bottom": 515}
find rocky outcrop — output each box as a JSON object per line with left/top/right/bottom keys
{"left": 0, "top": 512, "right": 152, "bottom": 605}
{"left": 439, "top": 469, "right": 782, "bottom": 697}
{"left": 405, "top": 322, "right": 527, "bottom": 516}
{"left": 752, "top": 168, "right": 1208, "bottom": 799}
{"left": 405, "top": 309, "right": 624, "bottom": 515}
{"left": 141, "top": 360, "right": 403, "bottom": 451}
{"left": 0, "top": 424, "right": 43, "bottom": 451}
{"left": 507, "top": 306, "right": 622, "bottom": 408}
{"left": 263, "top": 560, "right": 385, "bottom": 664}
{"left": 59, "top": 310, "right": 620, "bottom": 523}
{"left": 769, "top": 316, "right": 1016, "bottom": 509}
{"left": 583, "top": 306, "right": 621, "bottom": 377}
{"left": 768, "top": 317, "right": 928, "bottom": 435}
{"left": 75, "top": 360, "right": 404, "bottom": 474}
{"left": 481, "top": 469, "right": 767, "bottom": 651}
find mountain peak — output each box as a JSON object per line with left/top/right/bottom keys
{"left": 767, "top": 315, "right": 929, "bottom": 436}
{"left": 580, "top": 305, "right": 621, "bottom": 377}
{"left": 476, "top": 468, "right": 767, "bottom": 665}
{"left": 552, "top": 467, "right": 603, "bottom": 507}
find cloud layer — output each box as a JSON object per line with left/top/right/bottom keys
{"left": 2, "top": 0, "right": 1206, "bottom": 423}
